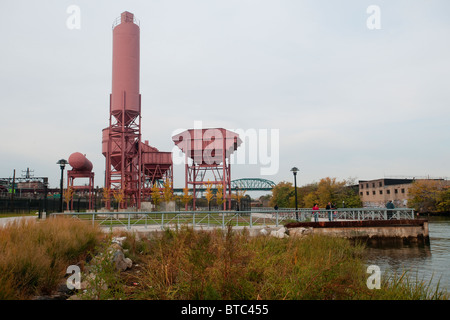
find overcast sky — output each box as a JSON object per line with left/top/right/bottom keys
{"left": 1, "top": 0, "right": 449, "bottom": 191}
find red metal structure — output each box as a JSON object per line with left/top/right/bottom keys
{"left": 103, "top": 12, "right": 173, "bottom": 209}
{"left": 67, "top": 152, "right": 95, "bottom": 211}
{"left": 172, "top": 128, "right": 242, "bottom": 210}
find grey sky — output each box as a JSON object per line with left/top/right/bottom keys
{"left": 1, "top": 0, "right": 449, "bottom": 190}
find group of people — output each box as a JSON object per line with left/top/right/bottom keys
{"left": 312, "top": 202, "right": 337, "bottom": 222}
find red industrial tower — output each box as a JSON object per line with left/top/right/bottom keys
{"left": 172, "top": 128, "right": 242, "bottom": 210}
{"left": 103, "top": 12, "right": 173, "bottom": 210}
{"left": 67, "top": 152, "right": 95, "bottom": 211}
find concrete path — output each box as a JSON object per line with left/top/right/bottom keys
{"left": 0, "top": 215, "right": 38, "bottom": 227}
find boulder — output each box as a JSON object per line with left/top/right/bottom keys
{"left": 112, "top": 249, "right": 132, "bottom": 271}
{"left": 270, "top": 227, "right": 289, "bottom": 239}
{"left": 288, "top": 227, "right": 313, "bottom": 237}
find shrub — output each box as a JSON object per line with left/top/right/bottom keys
{"left": 0, "top": 217, "right": 101, "bottom": 299}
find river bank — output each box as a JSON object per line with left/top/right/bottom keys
{"left": 363, "top": 216, "right": 450, "bottom": 295}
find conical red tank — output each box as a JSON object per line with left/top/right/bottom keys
{"left": 111, "top": 11, "right": 140, "bottom": 125}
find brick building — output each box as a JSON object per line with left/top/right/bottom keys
{"left": 359, "top": 178, "right": 415, "bottom": 208}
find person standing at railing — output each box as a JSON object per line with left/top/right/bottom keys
{"left": 326, "top": 202, "right": 333, "bottom": 221}
{"left": 386, "top": 200, "right": 394, "bottom": 219}
{"left": 312, "top": 203, "right": 320, "bottom": 222}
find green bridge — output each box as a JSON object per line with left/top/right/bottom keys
{"left": 173, "top": 178, "right": 276, "bottom": 193}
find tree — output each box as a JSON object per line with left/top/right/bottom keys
{"left": 102, "top": 187, "right": 111, "bottom": 207}
{"left": 162, "top": 178, "right": 174, "bottom": 205}
{"left": 303, "top": 192, "right": 318, "bottom": 208}
{"left": 316, "top": 177, "right": 345, "bottom": 206}
{"left": 64, "top": 187, "right": 74, "bottom": 210}
{"left": 437, "top": 187, "right": 450, "bottom": 212}
{"left": 181, "top": 187, "right": 192, "bottom": 210}
{"left": 216, "top": 184, "right": 224, "bottom": 209}
{"left": 205, "top": 180, "right": 214, "bottom": 211}
{"left": 270, "top": 177, "right": 361, "bottom": 209}
{"left": 269, "top": 181, "right": 294, "bottom": 208}
{"left": 112, "top": 188, "right": 125, "bottom": 209}
{"left": 409, "top": 180, "right": 449, "bottom": 213}
{"left": 232, "top": 188, "right": 246, "bottom": 211}
{"left": 151, "top": 184, "right": 161, "bottom": 208}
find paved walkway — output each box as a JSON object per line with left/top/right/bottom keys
{"left": 0, "top": 215, "right": 38, "bottom": 227}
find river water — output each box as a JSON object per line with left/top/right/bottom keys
{"left": 364, "top": 216, "right": 450, "bottom": 295}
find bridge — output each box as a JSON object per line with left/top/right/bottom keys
{"left": 173, "top": 178, "right": 276, "bottom": 193}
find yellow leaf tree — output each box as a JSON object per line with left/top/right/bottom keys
{"left": 163, "top": 178, "right": 173, "bottom": 203}
{"left": 205, "top": 180, "right": 214, "bottom": 211}
{"left": 232, "top": 188, "right": 246, "bottom": 211}
{"left": 181, "top": 187, "right": 192, "bottom": 210}
{"left": 102, "top": 187, "right": 111, "bottom": 207}
{"left": 112, "top": 188, "right": 125, "bottom": 209}
{"left": 408, "top": 180, "right": 445, "bottom": 213}
{"left": 216, "top": 184, "right": 224, "bottom": 210}
{"left": 63, "top": 187, "right": 74, "bottom": 211}
{"left": 151, "top": 184, "right": 161, "bottom": 209}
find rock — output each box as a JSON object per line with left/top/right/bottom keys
{"left": 112, "top": 236, "right": 127, "bottom": 246}
{"left": 260, "top": 228, "right": 268, "bottom": 235}
{"left": 288, "top": 227, "right": 313, "bottom": 237}
{"left": 113, "top": 250, "right": 132, "bottom": 271}
{"left": 270, "top": 227, "right": 288, "bottom": 238}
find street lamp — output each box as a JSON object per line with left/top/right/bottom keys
{"left": 235, "top": 186, "right": 239, "bottom": 211}
{"left": 291, "top": 167, "right": 299, "bottom": 221}
{"left": 56, "top": 159, "right": 68, "bottom": 213}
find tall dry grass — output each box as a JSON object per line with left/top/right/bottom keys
{"left": 121, "top": 226, "right": 373, "bottom": 300}
{"left": 120, "top": 225, "right": 448, "bottom": 300}
{"left": 0, "top": 217, "right": 101, "bottom": 299}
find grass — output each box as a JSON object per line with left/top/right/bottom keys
{"left": 1, "top": 218, "right": 447, "bottom": 300}
{"left": 115, "top": 225, "right": 448, "bottom": 300}
{"left": 0, "top": 217, "right": 102, "bottom": 299}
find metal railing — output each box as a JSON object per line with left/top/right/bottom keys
{"left": 50, "top": 207, "right": 415, "bottom": 230}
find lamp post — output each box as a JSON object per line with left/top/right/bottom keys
{"left": 57, "top": 159, "right": 68, "bottom": 213}
{"left": 235, "top": 186, "right": 239, "bottom": 211}
{"left": 291, "top": 167, "right": 299, "bottom": 221}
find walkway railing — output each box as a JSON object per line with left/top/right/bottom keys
{"left": 50, "top": 207, "right": 415, "bottom": 230}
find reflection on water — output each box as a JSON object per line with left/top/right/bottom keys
{"left": 364, "top": 216, "right": 450, "bottom": 293}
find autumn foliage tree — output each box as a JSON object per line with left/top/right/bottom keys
{"left": 181, "top": 187, "right": 192, "bottom": 210}
{"left": 270, "top": 177, "right": 361, "bottom": 209}
{"left": 205, "top": 180, "right": 214, "bottom": 211}
{"left": 162, "top": 178, "right": 174, "bottom": 205}
{"left": 216, "top": 184, "right": 224, "bottom": 209}
{"left": 408, "top": 180, "right": 450, "bottom": 213}
{"left": 151, "top": 184, "right": 161, "bottom": 208}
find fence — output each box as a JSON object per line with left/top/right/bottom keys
{"left": 51, "top": 207, "right": 416, "bottom": 230}
{"left": 0, "top": 197, "right": 101, "bottom": 214}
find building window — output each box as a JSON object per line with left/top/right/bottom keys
{"left": 372, "top": 183, "right": 375, "bottom": 188}
{"left": 401, "top": 188, "right": 405, "bottom": 193}
{"left": 361, "top": 184, "right": 364, "bottom": 189}
{"left": 366, "top": 191, "right": 369, "bottom": 196}
{"left": 366, "top": 183, "right": 369, "bottom": 188}
{"left": 387, "top": 190, "right": 391, "bottom": 194}
{"left": 379, "top": 190, "right": 383, "bottom": 195}
{"left": 360, "top": 192, "right": 363, "bottom": 196}
{"left": 379, "top": 182, "right": 382, "bottom": 187}
{"left": 372, "top": 191, "right": 376, "bottom": 195}
{"left": 395, "top": 189, "right": 398, "bottom": 194}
